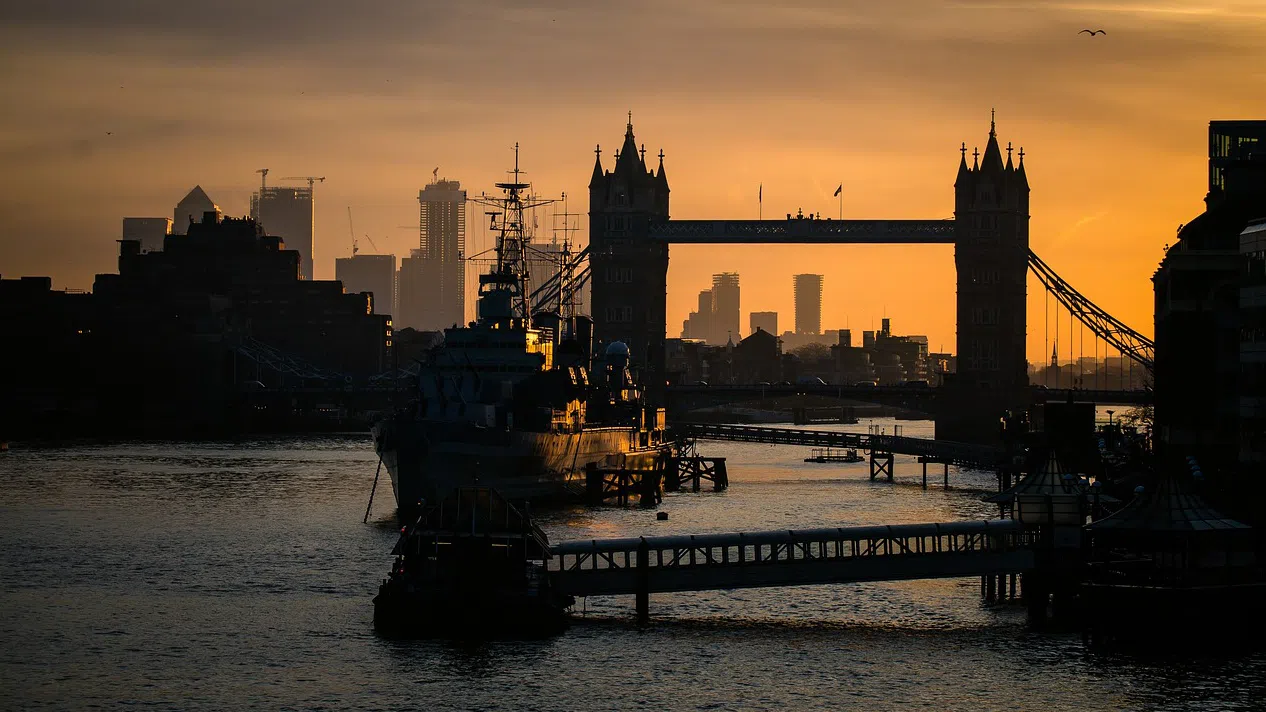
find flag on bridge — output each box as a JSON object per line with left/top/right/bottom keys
{"left": 833, "top": 184, "right": 843, "bottom": 197}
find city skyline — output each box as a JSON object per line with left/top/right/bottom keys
{"left": 3, "top": 1, "right": 1265, "bottom": 361}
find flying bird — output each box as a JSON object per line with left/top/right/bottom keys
{"left": 1079, "top": 29, "right": 1106, "bottom": 35}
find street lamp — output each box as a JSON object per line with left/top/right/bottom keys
{"left": 1106, "top": 409, "right": 1115, "bottom": 427}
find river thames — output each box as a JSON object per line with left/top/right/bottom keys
{"left": 3, "top": 419, "right": 1263, "bottom": 710}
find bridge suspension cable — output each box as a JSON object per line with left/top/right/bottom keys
{"left": 1027, "top": 249, "right": 1154, "bottom": 374}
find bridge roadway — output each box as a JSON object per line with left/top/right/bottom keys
{"left": 646, "top": 218, "right": 957, "bottom": 244}
{"left": 547, "top": 519, "right": 1033, "bottom": 599}
{"left": 665, "top": 383, "right": 1150, "bottom": 407}
{"left": 671, "top": 422, "right": 1004, "bottom": 469}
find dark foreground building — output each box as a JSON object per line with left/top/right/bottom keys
{"left": 1153, "top": 120, "right": 1266, "bottom": 518}
{"left": 3, "top": 212, "right": 391, "bottom": 438}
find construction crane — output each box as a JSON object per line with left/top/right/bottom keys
{"left": 256, "top": 168, "right": 269, "bottom": 191}
{"left": 279, "top": 176, "right": 326, "bottom": 191}
{"left": 348, "top": 207, "right": 357, "bottom": 256}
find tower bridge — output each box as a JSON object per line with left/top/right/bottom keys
{"left": 588, "top": 115, "right": 1151, "bottom": 444}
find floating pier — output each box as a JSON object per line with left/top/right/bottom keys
{"left": 549, "top": 519, "right": 1035, "bottom": 623}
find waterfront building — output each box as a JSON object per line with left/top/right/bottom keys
{"left": 1153, "top": 120, "right": 1266, "bottom": 487}
{"left": 96, "top": 212, "right": 390, "bottom": 377}
{"left": 122, "top": 217, "right": 172, "bottom": 253}
{"left": 251, "top": 185, "right": 315, "bottom": 280}
{"left": 793, "top": 274, "right": 823, "bottom": 335}
{"left": 1241, "top": 218, "right": 1266, "bottom": 483}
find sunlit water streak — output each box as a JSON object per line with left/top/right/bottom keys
{"left": 1, "top": 418, "right": 1261, "bottom": 710}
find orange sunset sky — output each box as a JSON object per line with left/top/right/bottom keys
{"left": 2, "top": 1, "right": 1264, "bottom": 362}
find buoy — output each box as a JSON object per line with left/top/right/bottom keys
{"left": 656, "top": 512, "right": 668, "bottom": 521}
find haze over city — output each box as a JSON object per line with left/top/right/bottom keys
{"left": 3, "top": 0, "right": 1265, "bottom": 359}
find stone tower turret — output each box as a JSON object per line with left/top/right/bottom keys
{"left": 588, "top": 115, "right": 671, "bottom": 400}
{"left": 939, "top": 113, "right": 1031, "bottom": 442}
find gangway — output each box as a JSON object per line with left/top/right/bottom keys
{"left": 548, "top": 519, "right": 1035, "bottom": 619}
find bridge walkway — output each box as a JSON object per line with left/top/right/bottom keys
{"left": 548, "top": 519, "right": 1034, "bottom": 602}
{"left": 672, "top": 423, "right": 1003, "bottom": 470}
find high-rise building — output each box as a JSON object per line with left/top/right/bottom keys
{"left": 173, "top": 186, "right": 219, "bottom": 231}
{"left": 403, "top": 178, "right": 466, "bottom": 330}
{"left": 750, "top": 311, "right": 778, "bottom": 336}
{"left": 712, "top": 272, "right": 740, "bottom": 343}
{"left": 682, "top": 289, "right": 713, "bottom": 341}
{"left": 251, "top": 186, "right": 315, "bottom": 280}
{"left": 335, "top": 254, "right": 396, "bottom": 316}
{"left": 794, "top": 274, "right": 823, "bottom": 334}
{"left": 123, "top": 217, "right": 172, "bottom": 253}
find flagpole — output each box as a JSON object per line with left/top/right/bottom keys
{"left": 838, "top": 182, "right": 842, "bottom": 220}
{"left": 758, "top": 183, "right": 762, "bottom": 220}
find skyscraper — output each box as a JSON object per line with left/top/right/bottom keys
{"left": 712, "top": 272, "right": 740, "bottom": 343}
{"left": 251, "top": 186, "right": 315, "bottom": 280}
{"left": 794, "top": 274, "right": 823, "bottom": 334}
{"left": 750, "top": 311, "right": 778, "bottom": 336}
{"left": 173, "top": 186, "right": 219, "bottom": 231}
{"left": 335, "top": 254, "right": 396, "bottom": 316}
{"left": 123, "top": 217, "right": 172, "bottom": 253}
{"left": 400, "top": 177, "right": 465, "bottom": 330}
{"left": 682, "top": 289, "right": 713, "bottom": 341}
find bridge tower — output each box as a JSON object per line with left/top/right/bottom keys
{"left": 938, "top": 114, "right": 1031, "bottom": 443}
{"left": 589, "top": 116, "right": 671, "bottom": 402}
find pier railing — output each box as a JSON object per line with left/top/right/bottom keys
{"left": 547, "top": 519, "right": 1035, "bottom": 597}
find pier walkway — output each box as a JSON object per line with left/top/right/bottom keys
{"left": 548, "top": 519, "right": 1034, "bottom": 605}
{"left": 673, "top": 423, "right": 1004, "bottom": 470}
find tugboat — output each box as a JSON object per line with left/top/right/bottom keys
{"left": 373, "top": 486, "right": 573, "bottom": 638}
{"left": 373, "top": 148, "right": 667, "bottom": 521}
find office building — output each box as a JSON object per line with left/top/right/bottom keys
{"left": 336, "top": 254, "right": 396, "bottom": 316}
{"left": 397, "top": 178, "right": 466, "bottom": 330}
{"left": 680, "top": 273, "right": 740, "bottom": 344}
{"left": 173, "top": 186, "right": 220, "bottom": 230}
{"left": 750, "top": 311, "right": 778, "bottom": 336}
{"left": 794, "top": 274, "right": 823, "bottom": 335}
{"left": 123, "top": 217, "right": 172, "bottom": 253}
{"left": 682, "top": 290, "right": 713, "bottom": 342}
{"left": 712, "top": 272, "right": 740, "bottom": 343}
{"left": 251, "top": 186, "right": 315, "bottom": 280}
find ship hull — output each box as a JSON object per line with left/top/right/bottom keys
{"left": 372, "top": 417, "right": 665, "bottom": 520}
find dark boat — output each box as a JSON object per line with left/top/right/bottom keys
{"left": 373, "top": 149, "right": 667, "bottom": 521}
{"left": 373, "top": 486, "right": 573, "bottom": 638}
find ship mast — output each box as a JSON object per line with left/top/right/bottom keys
{"left": 471, "top": 143, "right": 557, "bottom": 323}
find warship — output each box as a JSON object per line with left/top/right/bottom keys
{"left": 372, "top": 150, "right": 667, "bottom": 520}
